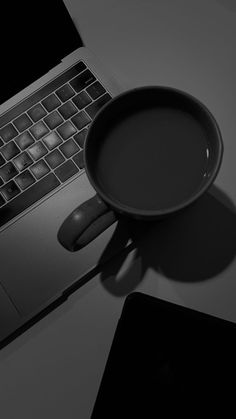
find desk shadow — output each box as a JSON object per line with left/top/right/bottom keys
{"left": 215, "top": 0, "right": 236, "bottom": 12}
{"left": 99, "top": 187, "right": 236, "bottom": 295}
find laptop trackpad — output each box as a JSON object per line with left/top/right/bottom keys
{"left": 0, "top": 284, "right": 21, "bottom": 342}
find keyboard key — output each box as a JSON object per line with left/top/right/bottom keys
{"left": 54, "top": 160, "right": 79, "bottom": 183}
{"left": 0, "top": 138, "right": 3, "bottom": 147}
{"left": 73, "top": 151, "right": 84, "bottom": 169}
{"left": 28, "top": 142, "right": 48, "bottom": 161}
{"left": 58, "top": 101, "right": 77, "bottom": 119}
{"left": 0, "top": 173, "right": 60, "bottom": 228}
{"left": 0, "top": 180, "right": 20, "bottom": 201}
{"left": 59, "top": 139, "right": 79, "bottom": 158}
{"left": 71, "top": 111, "right": 91, "bottom": 130}
{"left": 70, "top": 70, "right": 96, "bottom": 93}
{"left": 0, "top": 162, "right": 18, "bottom": 182}
{"left": 1, "top": 142, "right": 20, "bottom": 160}
{"left": 86, "top": 81, "right": 106, "bottom": 100}
{"left": 45, "top": 149, "right": 65, "bottom": 169}
{"left": 0, "top": 194, "right": 5, "bottom": 207}
{"left": 44, "top": 111, "right": 63, "bottom": 130}
{"left": 30, "top": 121, "right": 49, "bottom": 140}
{"left": 30, "top": 160, "right": 50, "bottom": 179}
{"left": 56, "top": 84, "right": 75, "bottom": 102}
{"left": 43, "top": 132, "right": 62, "bottom": 150}
{"left": 57, "top": 121, "right": 77, "bottom": 140}
{"left": 13, "top": 152, "right": 33, "bottom": 171}
{"left": 0, "top": 154, "right": 5, "bottom": 166}
{"left": 86, "top": 93, "right": 112, "bottom": 119}
{"left": 13, "top": 113, "right": 32, "bottom": 132}
{"left": 15, "top": 170, "right": 35, "bottom": 190}
{"left": 15, "top": 131, "right": 35, "bottom": 150}
{"left": 41, "top": 94, "right": 61, "bottom": 112}
{"left": 0, "top": 178, "right": 3, "bottom": 187}
{"left": 72, "top": 91, "right": 92, "bottom": 110}
{"left": 27, "top": 103, "right": 47, "bottom": 122}
{"left": 75, "top": 61, "right": 86, "bottom": 73}
{"left": 0, "top": 123, "right": 18, "bottom": 143}
{"left": 73, "top": 128, "right": 88, "bottom": 148}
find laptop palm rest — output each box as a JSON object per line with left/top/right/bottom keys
{"left": 0, "top": 284, "right": 21, "bottom": 341}
{"left": 0, "top": 173, "right": 131, "bottom": 317}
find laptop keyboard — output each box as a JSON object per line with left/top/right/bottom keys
{"left": 0, "top": 61, "right": 112, "bottom": 228}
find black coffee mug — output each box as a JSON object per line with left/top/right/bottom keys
{"left": 58, "top": 86, "right": 223, "bottom": 251}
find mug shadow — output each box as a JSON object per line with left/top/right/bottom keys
{"left": 98, "top": 186, "right": 236, "bottom": 295}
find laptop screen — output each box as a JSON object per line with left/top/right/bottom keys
{"left": 0, "top": 1, "right": 83, "bottom": 105}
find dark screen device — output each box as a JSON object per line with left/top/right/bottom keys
{"left": 92, "top": 292, "right": 236, "bottom": 417}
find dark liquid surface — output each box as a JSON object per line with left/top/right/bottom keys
{"left": 96, "top": 107, "right": 209, "bottom": 211}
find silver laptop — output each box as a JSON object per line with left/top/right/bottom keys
{"left": 0, "top": 1, "right": 129, "bottom": 346}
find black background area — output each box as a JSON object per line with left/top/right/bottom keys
{"left": 0, "top": 1, "right": 83, "bottom": 105}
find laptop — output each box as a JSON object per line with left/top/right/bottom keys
{"left": 0, "top": 1, "right": 128, "bottom": 346}
{"left": 92, "top": 292, "right": 236, "bottom": 417}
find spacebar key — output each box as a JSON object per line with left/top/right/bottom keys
{"left": 0, "top": 173, "right": 60, "bottom": 228}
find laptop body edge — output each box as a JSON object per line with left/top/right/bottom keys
{"left": 0, "top": 41, "right": 129, "bottom": 346}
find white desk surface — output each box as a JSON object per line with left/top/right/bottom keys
{"left": 0, "top": 1, "right": 236, "bottom": 417}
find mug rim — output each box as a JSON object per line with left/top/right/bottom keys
{"left": 84, "top": 85, "right": 224, "bottom": 219}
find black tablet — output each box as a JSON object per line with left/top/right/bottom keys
{"left": 92, "top": 292, "right": 236, "bottom": 417}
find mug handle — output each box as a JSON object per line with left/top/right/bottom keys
{"left": 57, "top": 194, "right": 117, "bottom": 251}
